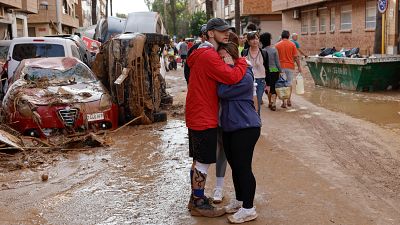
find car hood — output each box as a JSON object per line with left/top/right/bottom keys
{"left": 5, "top": 79, "right": 105, "bottom": 106}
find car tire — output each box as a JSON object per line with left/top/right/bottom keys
{"left": 153, "top": 111, "right": 167, "bottom": 122}
{"left": 168, "top": 63, "right": 173, "bottom": 71}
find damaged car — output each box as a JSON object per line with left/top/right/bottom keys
{"left": 2, "top": 57, "right": 118, "bottom": 138}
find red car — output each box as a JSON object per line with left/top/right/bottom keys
{"left": 3, "top": 57, "right": 118, "bottom": 138}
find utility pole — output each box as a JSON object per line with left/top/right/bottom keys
{"left": 56, "top": 0, "right": 62, "bottom": 33}
{"left": 110, "top": 0, "right": 113, "bottom": 17}
{"left": 234, "top": 0, "right": 240, "bottom": 35}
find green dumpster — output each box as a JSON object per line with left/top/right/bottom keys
{"left": 305, "top": 56, "right": 400, "bottom": 91}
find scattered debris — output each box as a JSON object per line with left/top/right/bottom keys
{"left": 41, "top": 173, "right": 49, "bottom": 182}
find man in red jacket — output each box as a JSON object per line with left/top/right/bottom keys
{"left": 186, "top": 18, "right": 247, "bottom": 217}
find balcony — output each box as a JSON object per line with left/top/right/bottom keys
{"left": 272, "top": 0, "right": 332, "bottom": 12}
{"left": 0, "top": 0, "right": 22, "bottom": 9}
{"left": 21, "top": 0, "right": 39, "bottom": 14}
{"left": 224, "top": 4, "right": 236, "bottom": 19}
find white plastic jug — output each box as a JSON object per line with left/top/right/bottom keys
{"left": 296, "top": 73, "right": 305, "bottom": 95}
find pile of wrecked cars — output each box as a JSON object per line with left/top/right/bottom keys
{"left": 0, "top": 13, "right": 171, "bottom": 150}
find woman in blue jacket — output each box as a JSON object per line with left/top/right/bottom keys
{"left": 217, "top": 41, "right": 261, "bottom": 224}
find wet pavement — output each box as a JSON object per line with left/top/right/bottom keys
{"left": 1, "top": 65, "right": 400, "bottom": 225}
{"left": 302, "top": 70, "right": 400, "bottom": 132}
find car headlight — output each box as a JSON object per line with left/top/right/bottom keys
{"left": 17, "top": 100, "right": 33, "bottom": 118}
{"left": 99, "top": 94, "right": 112, "bottom": 111}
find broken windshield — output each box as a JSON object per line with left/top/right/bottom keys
{"left": 22, "top": 62, "right": 96, "bottom": 85}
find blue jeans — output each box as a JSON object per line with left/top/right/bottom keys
{"left": 255, "top": 78, "right": 265, "bottom": 115}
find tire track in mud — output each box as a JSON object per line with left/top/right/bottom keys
{"left": 263, "top": 96, "right": 400, "bottom": 224}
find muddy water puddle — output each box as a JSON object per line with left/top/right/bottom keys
{"left": 302, "top": 78, "right": 400, "bottom": 132}
{"left": 0, "top": 119, "right": 193, "bottom": 225}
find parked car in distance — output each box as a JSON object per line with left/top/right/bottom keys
{"left": 0, "top": 40, "right": 11, "bottom": 93}
{"left": 45, "top": 34, "right": 95, "bottom": 67}
{"left": 6, "top": 37, "right": 84, "bottom": 81}
{"left": 3, "top": 57, "right": 118, "bottom": 138}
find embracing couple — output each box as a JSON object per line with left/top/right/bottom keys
{"left": 185, "top": 18, "right": 261, "bottom": 224}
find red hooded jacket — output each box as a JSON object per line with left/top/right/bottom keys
{"left": 185, "top": 45, "right": 248, "bottom": 131}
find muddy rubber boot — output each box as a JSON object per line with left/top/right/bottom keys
{"left": 190, "top": 196, "right": 226, "bottom": 217}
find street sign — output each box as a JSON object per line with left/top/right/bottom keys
{"left": 378, "top": 0, "right": 388, "bottom": 13}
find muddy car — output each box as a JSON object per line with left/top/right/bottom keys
{"left": 2, "top": 57, "right": 118, "bottom": 138}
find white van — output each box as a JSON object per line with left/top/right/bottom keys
{"left": 7, "top": 37, "right": 82, "bottom": 79}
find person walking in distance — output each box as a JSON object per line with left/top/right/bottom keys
{"left": 260, "top": 32, "right": 281, "bottom": 111}
{"left": 291, "top": 33, "right": 308, "bottom": 58}
{"left": 186, "top": 18, "right": 248, "bottom": 217}
{"left": 179, "top": 40, "right": 188, "bottom": 67}
{"left": 242, "top": 31, "right": 269, "bottom": 115}
{"left": 217, "top": 41, "right": 261, "bottom": 223}
{"left": 275, "top": 30, "right": 301, "bottom": 108}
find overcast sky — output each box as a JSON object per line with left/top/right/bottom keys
{"left": 110, "top": 0, "right": 149, "bottom": 15}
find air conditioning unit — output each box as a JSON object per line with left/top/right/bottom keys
{"left": 293, "top": 9, "right": 300, "bottom": 20}
{"left": 0, "top": 7, "right": 5, "bottom": 19}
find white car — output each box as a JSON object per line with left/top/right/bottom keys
{"left": 6, "top": 37, "right": 83, "bottom": 80}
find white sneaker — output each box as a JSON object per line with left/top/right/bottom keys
{"left": 213, "top": 188, "right": 224, "bottom": 203}
{"left": 224, "top": 199, "right": 242, "bottom": 214}
{"left": 227, "top": 207, "right": 257, "bottom": 224}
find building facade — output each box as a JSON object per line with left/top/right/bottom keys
{"left": 0, "top": 0, "right": 38, "bottom": 39}
{"left": 242, "top": 0, "right": 282, "bottom": 43}
{"left": 272, "top": 0, "right": 399, "bottom": 56}
{"left": 28, "top": 0, "right": 106, "bottom": 36}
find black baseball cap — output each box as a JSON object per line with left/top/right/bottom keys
{"left": 206, "top": 18, "right": 233, "bottom": 32}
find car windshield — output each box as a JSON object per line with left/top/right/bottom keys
{"left": 12, "top": 43, "right": 65, "bottom": 61}
{"left": 22, "top": 62, "right": 96, "bottom": 85}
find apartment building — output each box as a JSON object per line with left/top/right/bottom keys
{"left": 272, "top": 0, "right": 399, "bottom": 55}
{"left": 78, "top": 0, "right": 106, "bottom": 28}
{"left": 27, "top": 0, "right": 80, "bottom": 36}
{"left": 242, "top": 0, "right": 282, "bottom": 43}
{"left": 188, "top": 0, "right": 282, "bottom": 39}
{"left": 27, "top": 0, "right": 106, "bottom": 36}
{"left": 0, "top": 0, "right": 38, "bottom": 39}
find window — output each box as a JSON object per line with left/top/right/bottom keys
{"left": 319, "top": 9, "right": 328, "bottom": 32}
{"left": 310, "top": 11, "right": 317, "bottom": 33}
{"left": 12, "top": 44, "right": 65, "bottom": 61}
{"left": 330, "top": 7, "right": 335, "bottom": 31}
{"left": 16, "top": 18, "right": 24, "bottom": 37}
{"left": 71, "top": 45, "right": 81, "bottom": 59}
{"left": 63, "top": 0, "right": 67, "bottom": 14}
{"left": 365, "top": 0, "right": 376, "bottom": 29}
{"left": 301, "top": 12, "right": 308, "bottom": 33}
{"left": 340, "top": 5, "right": 352, "bottom": 30}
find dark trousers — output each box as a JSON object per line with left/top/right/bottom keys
{"left": 223, "top": 127, "right": 260, "bottom": 208}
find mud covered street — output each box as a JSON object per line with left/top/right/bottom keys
{"left": 1, "top": 66, "right": 400, "bottom": 225}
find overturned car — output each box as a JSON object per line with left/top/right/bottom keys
{"left": 2, "top": 57, "right": 118, "bottom": 138}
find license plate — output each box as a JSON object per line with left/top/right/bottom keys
{"left": 87, "top": 113, "right": 104, "bottom": 122}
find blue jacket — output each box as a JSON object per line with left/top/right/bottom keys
{"left": 218, "top": 67, "right": 261, "bottom": 132}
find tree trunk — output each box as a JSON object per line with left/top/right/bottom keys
{"left": 169, "top": 0, "right": 177, "bottom": 34}
{"left": 205, "top": 0, "right": 213, "bottom": 20}
{"left": 234, "top": 0, "right": 240, "bottom": 35}
{"left": 374, "top": 10, "right": 382, "bottom": 54}
{"left": 92, "top": 0, "right": 97, "bottom": 25}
